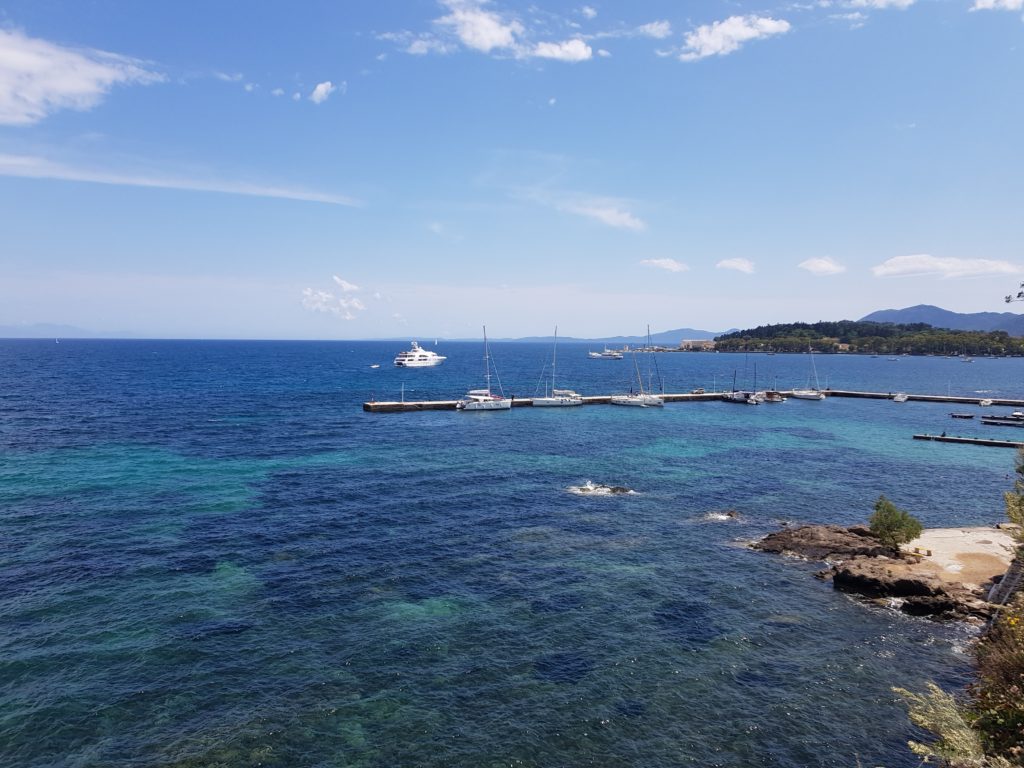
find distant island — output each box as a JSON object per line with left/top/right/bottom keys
{"left": 715, "top": 320, "right": 1024, "bottom": 356}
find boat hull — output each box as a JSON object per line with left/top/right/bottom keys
{"left": 457, "top": 398, "right": 512, "bottom": 411}
{"left": 532, "top": 397, "right": 583, "bottom": 407}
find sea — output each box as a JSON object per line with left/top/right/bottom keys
{"left": 2, "top": 339, "right": 1022, "bottom": 768}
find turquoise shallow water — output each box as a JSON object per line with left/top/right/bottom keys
{"left": 1, "top": 340, "right": 1021, "bottom": 767}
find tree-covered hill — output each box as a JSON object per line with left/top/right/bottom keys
{"left": 714, "top": 320, "right": 1024, "bottom": 355}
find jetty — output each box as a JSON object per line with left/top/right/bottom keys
{"left": 913, "top": 434, "right": 1024, "bottom": 449}
{"left": 364, "top": 389, "right": 1024, "bottom": 413}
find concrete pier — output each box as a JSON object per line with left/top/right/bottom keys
{"left": 913, "top": 434, "right": 1024, "bottom": 449}
{"left": 363, "top": 389, "right": 1024, "bottom": 413}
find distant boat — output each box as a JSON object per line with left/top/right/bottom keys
{"left": 588, "top": 347, "right": 624, "bottom": 360}
{"left": 722, "top": 371, "right": 759, "bottom": 405}
{"left": 979, "top": 398, "right": 994, "bottom": 407}
{"left": 533, "top": 327, "right": 583, "bottom": 407}
{"left": 370, "top": 364, "right": 380, "bottom": 369}
{"left": 763, "top": 390, "right": 786, "bottom": 403}
{"left": 892, "top": 392, "right": 909, "bottom": 403}
{"left": 457, "top": 327, "right": 512, "bottom": 411}
{"left": 394, "top": 341, "right": 446, "bottom": 367}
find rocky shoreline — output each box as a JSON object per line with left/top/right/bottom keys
{"left": 751, "top": 524, "right": 1011, "bottom": 622}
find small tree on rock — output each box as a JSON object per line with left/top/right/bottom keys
{"left": 869, "top": 494, "right": 923, "bottom": 550}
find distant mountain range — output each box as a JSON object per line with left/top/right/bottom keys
{"left": 509, "top": 327, "right": 728, "bottom": 344}
{"left": 859, "top": 305, "right": 1024, "bottom": 337}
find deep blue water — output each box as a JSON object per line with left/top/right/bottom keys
{"left": 2, "top": 339, "right": 1022, "bottom": 767}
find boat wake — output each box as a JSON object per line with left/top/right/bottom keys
{"left": 566, "top": 481, "right": 636, "bottom": 496}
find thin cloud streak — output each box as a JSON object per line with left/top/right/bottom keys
{"left": 641, "top": 258, "right": 688, "bottom": 272}
{"left": 0, "top": 154, "right": 360, "bottom": 207}
{"left": 871, "top": 254, "right": 1022, "bottom": 279}
{"left": 717, "top": 258, "right": 756, "bottom": 274}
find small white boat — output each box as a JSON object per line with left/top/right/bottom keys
{"left": 979, "top": 398, "right": 994, "bottom": 407}
{"left": 893, "top": 392, "right": 909, "bottom": 403}
{"left": 722, "top": 390, "right": 759, "bottom": 405}
{"left": 611, "top": 392, "right": 664, "bottom": 407}
{"left": 763, "top": 390, "right": 786, "bottom": 403}
{"left": 370, "top": 364, "right": 380, "bottom": 369}
{"left": 393, "top": 341, "right": 446, "bottom": 367}
{"left": 457, "top": 327, "right": 512, "bottom": 411}
{"left": 791, "top": 389, "right": 826, "bottom": 401}
{"left": 588, "top": 347, "right": 624, "bottom": 360}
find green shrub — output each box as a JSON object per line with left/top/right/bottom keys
{"left": 869, "top": 494, "right": 923, "bottom": 549}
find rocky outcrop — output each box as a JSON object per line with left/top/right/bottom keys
{"left": 830, "top": 557, "right": 995, "bottom": 621}
{"left": 752, "top": 524, "right": 996, "bottom": 621}
{"left": 752, "top": 524, "right": 898, "bottom": 561}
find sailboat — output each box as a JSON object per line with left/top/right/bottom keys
{"left": 791, "top": 346, "right": 826, "bottom": 400}
{"left": 456, "top": 326, "right": 513, "bottom": 411}
{"left": 610, "top": 327, "right": 664, "bottom": 407}
{"left": 533, "top": 327, "right": 584, "bottom": 407}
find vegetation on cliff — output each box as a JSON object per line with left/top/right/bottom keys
{"left": 713, "top": 320, "right": 1024, "bottom": 355}
{"left": 898, "top": 450, "right": 1024, "bottom": 766}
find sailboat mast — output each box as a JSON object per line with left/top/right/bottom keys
{"left": 552, "top": 326, "right": 558, "bottom": 396}
{"left": 483, "top": 325, "right": 491, "bottom": 393}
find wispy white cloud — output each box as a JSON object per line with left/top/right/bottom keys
{"left": 214, "top": 71, "right": 244, "bottom": 82}
{"left": 0, "top": 28, "right": 163, "bottom": 125}
{"left": 532, "top": 39, "right": 592, "bottom": 62}
{"left": 332, "top": 275, "right": 361, "bottom": 292}
{"left": 970, "top": 0, "right": 1022, "bottom": 10}
{"left": 590, "top": 20, "right": 673, "bottom": 41}
{"left": 303, "top": 277, "right": 367, "bottom": 320}
{"left": 636, "top": 21, "right": 673, "bottom": 39}
{"left": 849, "top": 0, "right": 915, "bottom": 8}
{"left": 301, "top": 288, "right": 365, "bottom": 320}
{"left": 641, "top": 258, "right": 688, "bottom": 272}
{"left": 717, "top": 258, "right": 756, "bottom": 274}
{"left": 0, "top": 153, "right": 359, "bottom": 206}
{"left": 382, "top": 1, "right": 594, "bottom": 63}
{"left": 799, "top": 257, "right": 846, "bottom": 275}
{"left": 581, "top": 6, "right": 597, "bottom": 20}
{"left": 680, "top": 15, "right": 791, "bottom": 62}
{"left": 597, "top": 48, "right": 611, "bottom": 57}
{"left": 271, "top": 88, "right": 285, "bottom": 97}
{"left": 560, "top": 199, "right": 645, "bottom": 230}
{"left": 871, "top": 254, "right": 1021, "bottom": 278}
{"left": 310, "top": 81, "right": 337, "bottom": 103}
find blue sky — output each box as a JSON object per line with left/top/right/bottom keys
{"left": 1, "top": 0, "right": 1022, "bottom": 339}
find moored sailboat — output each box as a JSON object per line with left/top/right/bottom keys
{"left": 533, "top": 327, "right": 583, "bottom": 407}
{"left": 457, "top": 327, "right": 513, "bottom": 411}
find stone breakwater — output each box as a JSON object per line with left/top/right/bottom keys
{"left": 751, "top": 525, "right": 1017, "bottom": 623}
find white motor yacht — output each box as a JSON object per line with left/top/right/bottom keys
{"left": 393, "top": 341, "right": 446, "bottom": 367}
{"left": 588, "top": 348, "right": 624, "bottom": 360}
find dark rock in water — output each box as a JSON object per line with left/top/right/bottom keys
{"left": 751, "top": 525, "right": 898, "bottom": 561}
{"left": 829, "top": 557, "right": 994, "bottom": 621}
{"left": 533, "top": 651, "right": 595, "bottom": 684}
{"left": 831, "top": 559, "right": 943, "bottom": 598}
{"left": 608, "top": 486, "right": 631, "bottom": 495}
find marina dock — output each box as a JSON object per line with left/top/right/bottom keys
{"left": 913, "top": 434, "right": 1024, "bottom": 449}
{"left": 363, "top": 390, "right": 1024, "bottom": 413}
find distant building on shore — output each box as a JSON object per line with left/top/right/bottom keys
{"left": 679, "top": 339, "right": 716, "bottom": 351}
